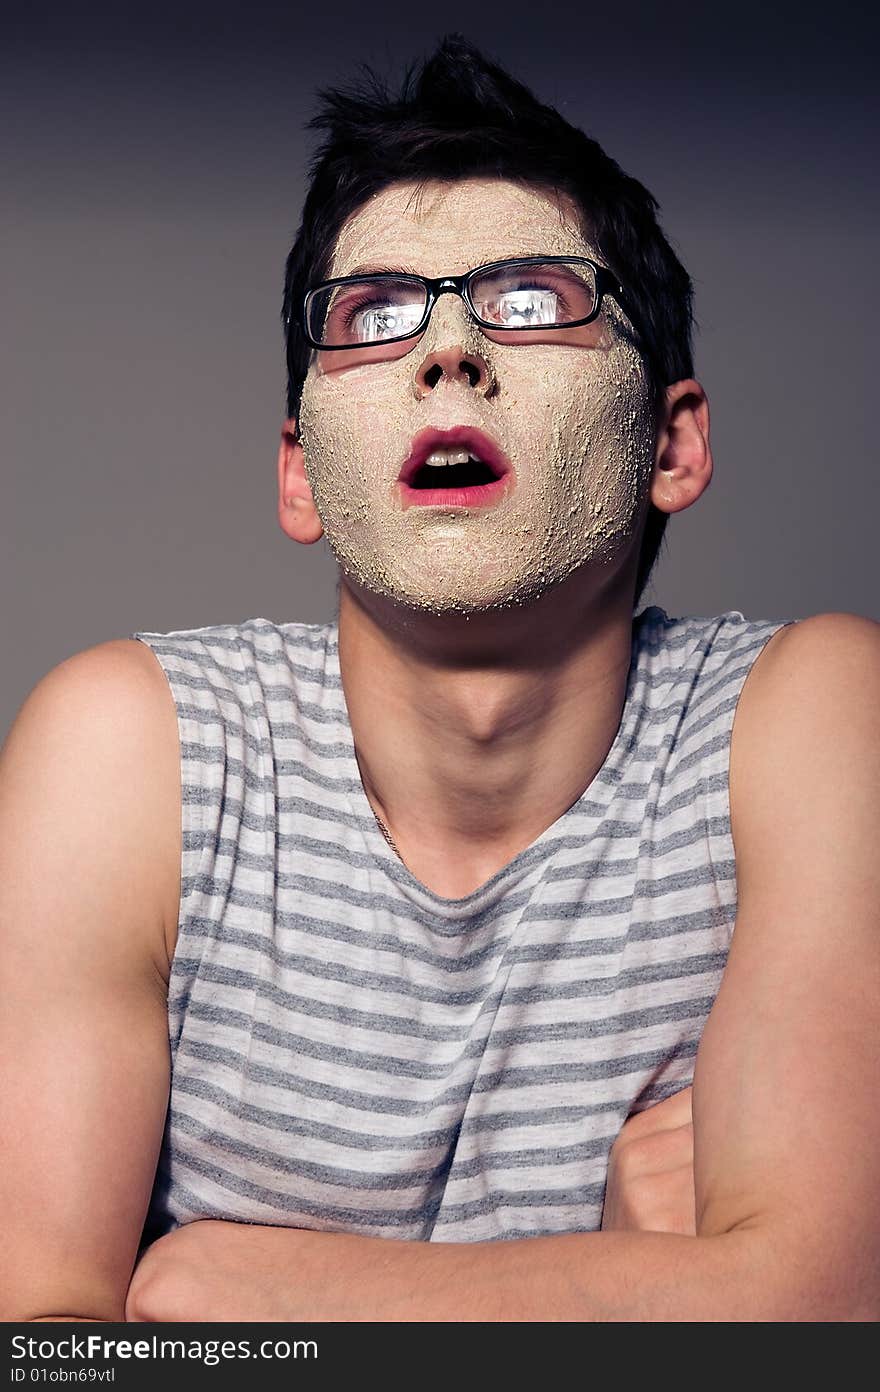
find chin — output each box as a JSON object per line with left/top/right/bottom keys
{"left": 342, "top": 563, "right": 565, "bottom": 618}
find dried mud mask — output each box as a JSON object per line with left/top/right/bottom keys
{"left": 297, "top": 180, "right": 657, "bottom": 614}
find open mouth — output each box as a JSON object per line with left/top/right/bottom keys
{"left": 410, "top": 449, "right": 500, "bottom": 490}
{"left": 398, "top": 427, "right": 512, "bottom": 509}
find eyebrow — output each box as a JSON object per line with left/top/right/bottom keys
{"left": 335, "top": 255, "right": 595, "bottom": 280}
{"left": 340, "top": 263, "right": 423, "bottom": 278}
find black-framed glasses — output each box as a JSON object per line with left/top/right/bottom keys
{"left": 300, "top": 256, "right": 630, "bottom": 353}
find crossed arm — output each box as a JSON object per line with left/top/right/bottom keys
{"left": 3, "top": 615, "right": 879, "bottom": 1322}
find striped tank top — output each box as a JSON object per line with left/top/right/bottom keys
{"left": 132, "top": 605, "right": 791, "bottom": 1244}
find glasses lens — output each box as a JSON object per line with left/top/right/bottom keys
{"left": 469, "top": 260, "right": 598, "bottom": 328}
{"left": 308, "top": 277, "right": 428, "bottom": 346}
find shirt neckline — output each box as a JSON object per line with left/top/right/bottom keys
{"left": 324, "top": 611, "right": 656, "bottom": 920}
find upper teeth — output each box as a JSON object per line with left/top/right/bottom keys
{"left": 424, "top": 448, "right": 477, "bottom": 467}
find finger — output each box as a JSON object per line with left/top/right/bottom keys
{"left": 618, "top": 1122, "right": 694, "bottom": 1177}
{"left": 618, "top": 1086, "right": 693, "bottom": 1139}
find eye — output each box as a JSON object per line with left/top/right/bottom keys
{"left": 349, "top": 299, "right": 425, "bottom": 341}
{"left": 479, "top": 287, "right": 560, "bottom": 327}
{"left": 470, "top": 263, "right": 598, "bottom": 328}
{"left": 319, "top": 280, "right": 427, "bottom": 344}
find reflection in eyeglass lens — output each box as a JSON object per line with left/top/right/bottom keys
{"left": 471, "top": 263, "right": 596, "bottom": 327}
{"left": 319, "top": 279, "right": 428, "bottom": 345}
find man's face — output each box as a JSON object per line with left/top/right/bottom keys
{"left": 297, "top": 177, "right": 657, "bottom": 614}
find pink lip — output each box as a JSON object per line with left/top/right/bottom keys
{"left": 398, "top": 426, "right": 514, "bottom": 510}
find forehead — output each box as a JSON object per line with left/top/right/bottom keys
{"left": 327, "top": 178, "right": 595, "bottom": 279}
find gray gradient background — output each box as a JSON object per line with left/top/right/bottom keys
{"left": 3, "top": 0, "right": 878, "bottom": 740}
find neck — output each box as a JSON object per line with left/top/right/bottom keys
{"left": 337, "top": 567, "right": 639, "bottom": 898}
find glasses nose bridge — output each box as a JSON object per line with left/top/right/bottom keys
{"left": 424, "top": 273, "right": 474, "bottom": 332}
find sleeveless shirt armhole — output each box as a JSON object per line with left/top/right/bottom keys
{"left": 707, "top": 615, "right": 799, "bottom": 936}
{"left": 129, "top": 631, "right": 229, "bottom": 990}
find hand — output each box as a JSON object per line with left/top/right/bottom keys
{"left": 125, "top": 1219, "right": 293, "bottom": 1322}
{"left": 125, "top": 1219, "right": 400, "bottom": 1322}
{"left": 600, "top": 1086, "right": 696, "bottom": 1235}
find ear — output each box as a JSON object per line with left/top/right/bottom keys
{"left": 649, "top": 379, "right": 713, "bottom": 515}
{"left": 277, "top": 419, "right": 324, "bottom": 543}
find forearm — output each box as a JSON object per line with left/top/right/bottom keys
{"left": 129, "top": 1219, "right": 843, "bottom": 1322}
{"left": 267, "top": 1227, "right": 791, "bottom": 1322}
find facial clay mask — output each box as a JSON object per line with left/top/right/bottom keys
{"left": 297, "top": 179, "right": 657, "bottom": 614}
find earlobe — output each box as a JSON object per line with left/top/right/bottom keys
{"left": 649, "top": 379, "right": 714, "bottom": 517}
{"left": 277, "top": 419, "right": 324, "bottom": 544}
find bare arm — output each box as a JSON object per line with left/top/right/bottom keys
{"left": 0, "top": 640, "right": 179, "bottom": 1321}
{"left": 128, "top": 612, "right": 880, "bottom": 1322}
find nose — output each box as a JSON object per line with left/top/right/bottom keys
{"left": 412, "top": 343, "right": 495, "bottom": 398}
{"left": 410, "top": 286, "right": 497, "bottom": 399}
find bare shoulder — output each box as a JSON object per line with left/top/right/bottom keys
{"left": 732, "top": 610, "right": 880, "bottom": 715}
{"left": 1, "top": 636, "right": 181, "bottom": 973}
{"left": 7, "top": 635, "right": 178, "bottom": 721}
{"left": 34, "top": 634, "right": 176, "bottom": 696}
{"left": 745, "top": 608, "right": 879, "bottom": 665}
{"left": 729, "top": 615, "right": 880, "bottom": 851}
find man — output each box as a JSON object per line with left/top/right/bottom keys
{"left": 2, "top": 36, "right": 878, "bottom": 1322}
